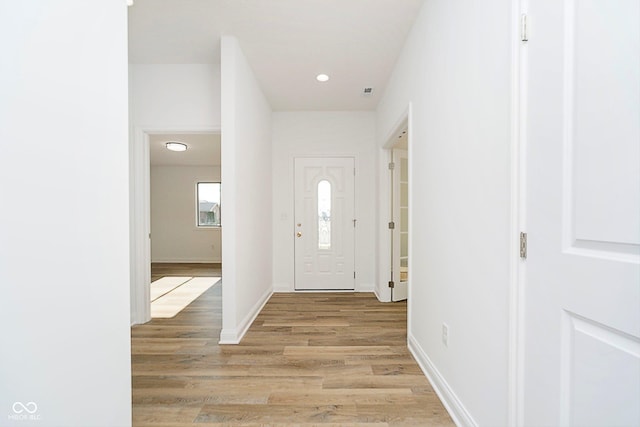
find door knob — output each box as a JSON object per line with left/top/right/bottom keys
{"left": 296, "top": 232, "right": 302, "bottom": 237}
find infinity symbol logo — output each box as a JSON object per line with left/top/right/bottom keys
{"left": 12, "top": 402, "right": 38, "bottom": 414}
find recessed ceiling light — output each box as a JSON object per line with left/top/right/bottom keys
{"left": 166, "top": 142, "right": 187, "bottom": 152}
{"left": 127, "top": 0, "right": 134, "bottom": 5}
{"left": 316, "top": 74, "right": 330, "bottom": 82}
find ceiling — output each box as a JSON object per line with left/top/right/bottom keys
{"left": 150, "top": 133, "right": 221, "bottom": 166}
{"left": 128, "top": 0, "right": 425, "bottom": 111}
{"left": 394, "top": 128, "right": 408, "bottom": 150}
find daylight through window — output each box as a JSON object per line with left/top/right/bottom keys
{"left": 317, "top": 180, "right": 331, "bottom": 250}
{"left": 197, "top": 182, "right": 221, "bottom": 227}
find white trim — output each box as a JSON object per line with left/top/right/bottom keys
{"left": 408, "top": 334, "right": 478, "bottom": 427}
{"left": 406, "top": 103, "right": 413, "bottom": 333}
{"left": 219, "top": 288, "right": 272, "bottom": 344}
{"left": 272, "top": 283, "right": 292, "bottom": 293}
{"left": 356, "top": 283, "right": 375, "bottom": 292}
{"left": 151, "top": 258, "right": 222, "bottom": 264}
{"left": 130, "top": 126, "right": 221, "bottom": 326}
{"left": 130, "top": 127, "right": 151, "bottom": 325}
{"left": 273, "top": 285, "right": 376, "bottom": 294}
{"left": 381, "top": 105, "right": 411, "bottom": 150}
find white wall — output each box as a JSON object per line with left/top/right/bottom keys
{"left": 151, "top": 166, "right": 222, "bottom": 263}
{"left": 129, "top": 63, "right": 221, "bottom": 323}
{"left": 220, "top": 36, "right": 273, "bottom": 343}
{"left": 272, "top": 112, "right": 377, "bottom": 292}
{"left": 130, "top": 64, "right": 221, "bottom": 128}
{"left": 377, "top": 1, "right": 512, "bottom": 426}
{"left": 0, "top": 1, "right": 131, "bottom": 426}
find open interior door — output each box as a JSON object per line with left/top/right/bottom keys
{"left": 522, "top": 1, "right": 640, "bottom": 424}
{"left": 391, "top": 149, "right": 408, "bottom": 302}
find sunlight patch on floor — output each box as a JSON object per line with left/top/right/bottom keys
{"left": 150, "top": 277, "right": 221, "bottom": 318}
{"left": 150, "top": 276, "right": 192, "bottom": 301}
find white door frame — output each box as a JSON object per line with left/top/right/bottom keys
{"left": 378, "top": 103, "right": 412, "bottom": 304}
{"left": 129, "top": 126, "right": 220, "bottom": 326}
{"left": 509, "top": 0, "right": 525, "bottom": 424}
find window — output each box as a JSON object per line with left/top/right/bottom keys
{"left": 317, "top": 180, "right": 331, "bottom": 249}
{"left": 197, "top": 182, "right": 221, "bottom": 227}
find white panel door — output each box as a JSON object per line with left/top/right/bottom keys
{"left": 294, "top": 157, "right": 355, "bottom": 290}
{"left": 392, "top": 149, "right": 408, "bottom": 302}
{"left": 523, "top": 1, "right": 640, "bottom": 426}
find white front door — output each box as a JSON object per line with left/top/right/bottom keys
{"left": 523, "top": 1, "right": 640, "bottom": 426}
{"left": 294, "top": 157, "right": 355, "bottom": 290}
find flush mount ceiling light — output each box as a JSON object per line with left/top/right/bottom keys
{"left": 165, "top": 142, "right": 187, "bottom": 152}
{"left": 316, "top": 74, "right": 330, "bottom": 82}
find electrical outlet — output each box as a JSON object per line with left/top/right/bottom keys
{"left": 442, "top": 323, "right": 449, "bottom": 347}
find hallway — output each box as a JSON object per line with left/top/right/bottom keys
{"left": 131, "top": 285, "right": 453, "bottom": 425}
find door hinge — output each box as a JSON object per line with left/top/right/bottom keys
{"left": 388, "top": 162, "right": 395, "bottom": 170}
{"left": 388, "top": 280, "right": 395, "bottom": 289}
{"left": 354, "top": 167, "right": 356, "bottom": 176}
{"left": 388, "top": 221, "right": 395, "bottom": 229}
{"left": 521, "top": 14, "right": 529, "bottom": 42}
{"left": 354, "top": 271, "right": 356, "bottom": 279}
{"left": 520, "top": 232, "right": 527, "bottom": 259}
{"left": 353, "top": 219, "right": 357, "bottom": 227}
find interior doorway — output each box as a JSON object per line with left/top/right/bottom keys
{"left": 131, "top": 128, "right": 221, "bottom": 325}
{"left": 387, "top": 126, "right": 409, "bottom": 302}
{"left": 390, "top": 145, "right": 409, "bottom": 302}
{"left": 379, "top": 108, "right": 411, "bottom": 303}
{"left": 148, "top": 133, "right": 221, "bottom": 264}
{"left": 148, "top": 132, "right": 221, "bottom": 318}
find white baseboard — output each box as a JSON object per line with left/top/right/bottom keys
{"left": 374, "top": 283, "right": 391, "bottom": 302}
{"left": 151, "top": 258, "right": 222, "bottom": 263}
{"left": 218, "top": 329, "right": 239, "bottom": 344}
{"left": 408, "top": 334, "right": 478, "bottom": 427}
{"left": 356, "top": 282, "right": 375, "bottom": 292}
{"left": 273, "top": 282, "right": 292, "bottom": 293}
{"left": 273, "top": 283, "right": 374, "bottom": 293}
{"left": 130, "top": 315, "right": 148, "bottom": 326}
{"left": 373, "top": 287, "right": 384, "bottom": 302}
{"left": 218, "top": 287, "right": 272, "bottom": 344}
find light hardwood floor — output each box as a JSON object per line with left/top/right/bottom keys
{"left": 132, "top": 263, "right": 454, "bottom": 426}
{"left": 150, "top": 262, "right": 222, "bottom": 282}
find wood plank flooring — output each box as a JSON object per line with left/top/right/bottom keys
{"left": 132, "top": 264, "right": 454, "bottom": 426}
{"left": 151, "top": 262, "right": 222, "bottom": 282}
